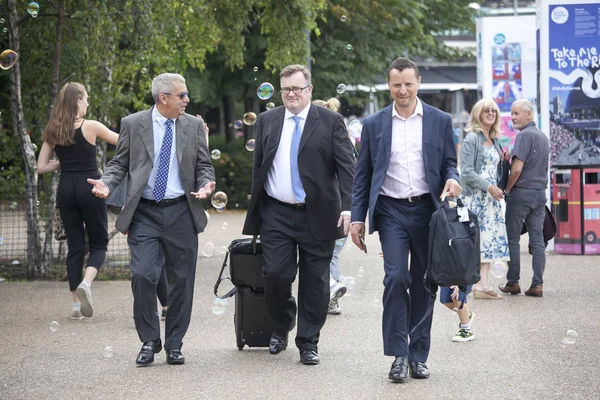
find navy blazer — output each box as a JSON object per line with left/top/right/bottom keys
{"left": 351, "top": 101, "right": 459, "bottom": 234}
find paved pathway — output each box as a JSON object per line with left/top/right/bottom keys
{"left": 0, "top": 212, "right": 598, "bottom": 399}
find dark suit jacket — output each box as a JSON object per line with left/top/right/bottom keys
{"left": 351, "top": 101, "right": 459, "bottom": 234}
{"left": 100, "top": 108, "right": 215, "bottom": 234}
{"left": 242, "top": 105, "right": 355, "bottom": 241}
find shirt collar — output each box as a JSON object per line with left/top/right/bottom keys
{"left": 392, "top": 98, "right": 423, "bottom": 119}
{"left": 284, "top": 103, "right": 311, "bottom": 121}
{"left": 152, "top": 106, "right": 176, "bottom": 127}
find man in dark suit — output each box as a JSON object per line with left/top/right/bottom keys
{"left": 350, "top": 57, "right": 461, "bottom": 382}
{"left": 242, "top": 64, "right": 355, "bottom": 365}
{"left": 88, "top": 73, "right": 215, "bottom": 366}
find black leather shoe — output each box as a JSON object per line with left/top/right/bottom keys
{"left": 389, "top": 356, "right": 409, "bottom": 382}
{"left": 166, "top": 349, "right": 185, "bottom": 365}
{"left": 409, "top": 361, "right": 430, "bottom": 379}
{"left": 299, "top": 348, "right": 320, "bottom": 365}
{"left": 136, "top": 339, "right": 162, "bottom": 367}
{"left": 269, "top": 333, "right": 288, "bottom": 355}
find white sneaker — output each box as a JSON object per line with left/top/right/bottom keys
{"left": 328, "top": 300, "right": 342, "bottom": 315}
{"left": 330, "top": 280, "right": 347, "bottom": 303}
{"left": 71, "top": 309, "right": 84, "bottom": 320}
{"left": 76, "top": 282, "right": 94, "bottom": 318}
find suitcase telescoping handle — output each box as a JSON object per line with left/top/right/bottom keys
{"left": 213, "top": 251, "right": 241, "bottom": 299}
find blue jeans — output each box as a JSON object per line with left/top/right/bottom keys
{"left": 505, "top": 188, "right": 547, "bottom": 287}
{"left": 330, "top": 236, "right": 347, "bottom": 282}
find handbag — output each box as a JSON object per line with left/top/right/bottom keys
{"left": 493, "top": 138, "right": 509, "bottom": 191}
{"left": 54, "top": 206, "right": 67, "bottom": 241}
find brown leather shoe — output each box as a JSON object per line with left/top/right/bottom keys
{"left": 499, "top": 283, "right": 521, "bottom": 295}
{"left": 524, "top": 285, "right": 543, "bottom": 297}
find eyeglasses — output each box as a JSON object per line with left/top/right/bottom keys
{"left": 163, "top": 92, "right": 190, "bottom": 100}
{"left": 280, "top": 85, "right": 310, "bottom": 95}
{"left": 482, "top": 108, "right": 497, "bottom": 114}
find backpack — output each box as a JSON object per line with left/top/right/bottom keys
{"left": 427, "top": 197, "right": 481, "bottom": 289}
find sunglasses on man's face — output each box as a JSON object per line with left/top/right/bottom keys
{"left": 163, "top": 92, "right": 190, "bottom": 100}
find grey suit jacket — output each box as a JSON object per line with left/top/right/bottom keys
{"left": 101, "top": 108, "right": 215, "bottom": 234}
{"left": 242, "top": 105, "right": 355, "bottom": 241}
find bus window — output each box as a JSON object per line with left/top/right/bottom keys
{"left": 556, "top": 173, "right": 571, "bottom": 184}
{"left": 585, "top": 172, "right": 599, "bottom": 184}
{"left": 559, "top": 199, "right": 569, "bottom": 222}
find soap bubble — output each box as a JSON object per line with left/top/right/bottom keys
{"left": 357, "top": 266, "right": 364, "bottom": 278}
{"left": 265, "top": 102, "right": 275, "bottom": 110}
{"left": 233, "top": 120, "right": 243, "bottom": 129}
{"left": 103, "top": 346, "right": 114, "bottom": 358}
{"left": 253, "top": 66, "right": 258, "bottom": 72}
{"left": 27, "top": 2, "right": 40, "bottom": 16}
{"left": 0, "top": 50, "right": 19, "bottom": 70}
{"left": 341, "top": 15, "right": 347, "bottom": 22}
{"left": 201, "top": 242, "right": 215, "bottom": 257}
{"left": 348, "top": 119, "right": 363, "bottom": 139}
{"left": 245, "top": 139, "right": 256, "bottom": 151}
{"left": 490, "top": 261, "right": 507, "bottom": 279}
{"left": 561, "top": 329, "right": 578, "bottom": 345}
{"left": 219, "top": 245, "right": 227, "bottom": 255}
{"left": 257, "top": 82, "right": 274, "bottom": 100}
{"left": 336, "top": 84, "right": 347, "bottom": 94}
{"left": 335, "top": 238, "right": 345, "bottom": 247}
{"left": 9, "top": 201, "right": 17, "bottom": 210}
{"left": 346, "top": 44, "right": 353, "bottom": 51}
{"left": 49, "top": 321, "right": 59, "bottom": 332}
{"left": 0, "top": 18, "right": 4, "bottom": 24}
{"left": 211, "top": 191, "right": 228, "bottom": 209}
{"left": 221, "top": 222, "right": 228, "bottom": 230}
{"left": 210, "top": 149, "right": 221, "bottom": 160}
{"left": 210, "top": 297, "right": 228, "bottom": 315}
{"left": 243, "top": 112, "right": 257, "bottom": 126}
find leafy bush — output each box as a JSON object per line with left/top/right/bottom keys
{"left": 206, "top": 135, "right": 254, "bottom": 211}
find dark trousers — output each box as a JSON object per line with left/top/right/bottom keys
{"left": 505, "top": 188, "right": 547, "bottom": 287}
{"left": 260, "top": 197, "right": 335, "bottom": 351}
{"left": 57, "top": 174, "right": 108, "bottom": 291}
{"left": 127, "top": 201, "right": 198, "bottom": 350}
{"left": 375, "top": 196, "right": 435, "bottom": 361}
{"left": 130, "top": 248, "right": 168, "bottom": 307}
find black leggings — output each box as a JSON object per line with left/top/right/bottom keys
{"left": 57, "top": 174, "right": 108, "bottom": 291}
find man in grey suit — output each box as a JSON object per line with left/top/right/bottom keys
{"left": 88, "top": 73, "right": 215, "bottom": 366}
{"left": 242, "top": 64, "right": 355, "bottom": 365}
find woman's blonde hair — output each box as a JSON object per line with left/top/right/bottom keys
{"left": 313, "top": 97, "right": 340, "bottom": 112}
{"left": 42, "top": 82, "right": 86, "bottom": 146}
{"left": 465, "top": 98, "right": 502, "bottom": 139}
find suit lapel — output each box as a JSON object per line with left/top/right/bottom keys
{"left": 381, "top": 104, "right": 393, "bottom": 169}
{"left": 421, "top": 100, "right": 434, "bottom": 168}
{"left": 299, "top": 105, "right": 319, "bottom": 153}
{"left": 138, "top": 109, "right": 154, "bottom": 161}
{"left": 175, "top": 115, "right": 189, "bottom": 166}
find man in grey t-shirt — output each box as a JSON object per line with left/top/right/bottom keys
{"left": 499, "top": 99, "right": 549, "bottom": 298}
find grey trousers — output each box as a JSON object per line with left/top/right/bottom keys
{"left": 505, "top": 188, "right": 547, "bottom": 287}
{"left": 128, "top": 201, "right": 198, "bottom": 351}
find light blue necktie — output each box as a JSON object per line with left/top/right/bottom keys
{"left": 290, "top": 116, "right": 305, "bottom": 203}
{"left": 153, "top": 119, "right": 174, "bottom": 202}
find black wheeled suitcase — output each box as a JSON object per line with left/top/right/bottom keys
{"left": 214, "top": 237, "right": 273, "bottom": 350}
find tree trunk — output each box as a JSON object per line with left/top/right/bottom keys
{"left": 41, "top": 0, "right": 66, "bottom": 275}
{"left": 218, "top": 102, "right": 225, "bottom": 137}
{"left": 7, "top": 0, "right": 43, "bottom": 278}
{"left": 224, "top": 96, "right": 236, "bottom": 144}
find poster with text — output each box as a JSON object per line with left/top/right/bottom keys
{"left": 548, "top": 3, "right": 600, "bottom": 166}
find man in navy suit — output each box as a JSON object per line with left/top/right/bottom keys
{"left": 350, "top": 57, "right": 461, "bottom": 382}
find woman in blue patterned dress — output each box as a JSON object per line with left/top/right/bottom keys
{"left": 460, "top": 98, "right": 510, "bottom": 299}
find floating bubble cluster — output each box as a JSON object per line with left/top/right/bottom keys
{"left": 233, "top": 120, "right": 243, "bottom": 130}
{"left": 0, "top": 50, "right": 18, "bottom": 70}
{"left": 210, "top": 149, "right": 221, "bottom": 160}
{"left": 265, "top": 102, "right": 275, "bottom": 110}
{"left": 336, "top": 84, "right": 347, "bottom": 94}
{"left": 201, "top": 242, "right": 215, "bottom": 257}
{"left": 257, "top": 82, "right": 274, "bottom": 100}
{"left": 211, "top": 191, "right": 228, "bottom": 209}
{"left": 243, "top": 112, "right": 257, "bottom": 126}
{"left": 245, "top": 139, "right": 256, "bottom": 152}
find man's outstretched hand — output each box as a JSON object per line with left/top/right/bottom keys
{"left": 191, "top": 181, "right": 216, "bottom": 200}
{"left": 87, "top": 179, "right": 109, "bottom": 199}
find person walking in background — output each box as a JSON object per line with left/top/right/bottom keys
{"left": 88, "top": 73, "right": 215, "bottom": 366}
{"left": 350, "top": 57, "right": 461, "bottom": 382}
{"left": 500, "top": 99, "right": 550, "bottom": 297}
{"left": 313, "top": 97, "right": 350, "bottom": 316}
{"left": 243, "top": 65, "right": 355, "bottom": 365}
{"left": 37, "top": 82, "right": 118, "bottom": 320}
{"left": 460, "top": 98, "right": 510, "bottom": 300}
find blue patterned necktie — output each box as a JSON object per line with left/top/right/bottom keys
{"left": 290, "top": 116, "right": 306, "bottom": 203}
{"left": 153, "top": 119, "right": 174, "bottom": 202}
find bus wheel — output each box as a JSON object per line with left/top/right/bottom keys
{"left": 585, "top": 231, "right": 596, "bottom": 243}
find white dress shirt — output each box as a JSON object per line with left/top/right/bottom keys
{"left": 142, "top": 107, "right": 185, "bottom": 200}
{"left": 380, "top": 99, "right": 430, "bottom": 198}
{"left": 265, "top": 104, "right": 311, "bottom": 204}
